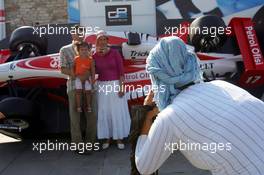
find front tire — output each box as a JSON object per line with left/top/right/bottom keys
{"left": 9, "top": 26, "right": 47, "bottom": 55}
{"left": 0, "top": 97, "right": 36, "bottom": 134}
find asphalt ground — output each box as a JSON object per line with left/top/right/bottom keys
{"left": 0, "top": 133, "right": 211, "bottom": 175}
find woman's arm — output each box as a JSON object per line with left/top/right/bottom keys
{"left": 114, "top": 50, "right": 125, "bottom": 97}
{"left": 118, "top": 75, "right": 125, "bottom": 97}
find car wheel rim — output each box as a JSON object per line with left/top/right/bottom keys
{"left": 17, "top": 43, "right": 40, "bottom": 56}
{"left": 5, "top": 119, "right": 29, "bottom": 130}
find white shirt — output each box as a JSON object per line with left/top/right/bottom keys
{"left": 135, "top": 80, "right": 264, "bottom": 175}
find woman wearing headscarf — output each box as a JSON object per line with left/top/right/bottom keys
{"left": 135, "top": 36, "right": 264, "bottom": 175}
{"left": 93, "top": 31, "right": 131, "bottom": 150}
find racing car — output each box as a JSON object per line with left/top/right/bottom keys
{"left": 0, "top": 15, "right": 263, "bottom": 135}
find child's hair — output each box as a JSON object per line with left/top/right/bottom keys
{"left": 76, "top": 41, "right": 92, "bottom": 54}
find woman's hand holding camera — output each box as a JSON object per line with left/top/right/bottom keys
{"left": 143, "top": 91, "right": 154, "bottom": 106}
{"left": 144, "top": 91, "right": 159, "bottom": 120}
{"left": 141, "top": 91, "right": 159, "bottom": 135}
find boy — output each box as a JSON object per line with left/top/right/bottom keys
{"left": 72, "top": 42, "right": 95, "bottom": 113}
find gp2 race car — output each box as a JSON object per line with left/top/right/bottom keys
{"left": 0, "top": 15, "right": 263, "bottom": 135}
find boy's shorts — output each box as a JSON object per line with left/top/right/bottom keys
{"left": 75, "top": 77, "right": 92, "bottom": 90}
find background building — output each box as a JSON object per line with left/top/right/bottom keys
{"left": 4, "top": 0, "right": 68, "bottom": 36}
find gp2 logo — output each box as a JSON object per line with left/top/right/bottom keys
{"left": 108, "top": 8, "right": 128, "bottom": 19}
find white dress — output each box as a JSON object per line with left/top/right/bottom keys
{"left": 135, "top": 80, "right": 264, "bottom": 175}
{"left": 97, "top": 80, "right": 131, "bottom": 140}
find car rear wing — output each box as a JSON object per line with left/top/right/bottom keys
{"left": 0, "top": 49, "right": 10, "bottom": 64}
{"left": 229, "top": 18, "right": 264, "bottom": 88}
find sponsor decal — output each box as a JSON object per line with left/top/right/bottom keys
{"left": 245, "top": 26, "right": 264, "bottom": 65}
{"left": 9, "top": 63, "right": 16, "bottom": 71}
{"left": 130, "top": 51, "right": 149, "bottom": 59}
{"left": 50, "top": 55, "right": 61, "bottom": 69}
{"left": 105, "top": 5, "right": 132, "bottom": 26}
{"left": 245, "top": 75, "right": 262, "bottom": 84}
{"left": 125, "top": 70, "right": 150, "bottom": 82}
{"left": 16, "top": 55, "right": 60, "bottom": 70}
{"left": 200, "top": 63, "right": 214, "bottom": 70}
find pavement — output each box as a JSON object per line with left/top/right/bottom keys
{"left": 0, "top": 133, "right": 211, "bottom": 175}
